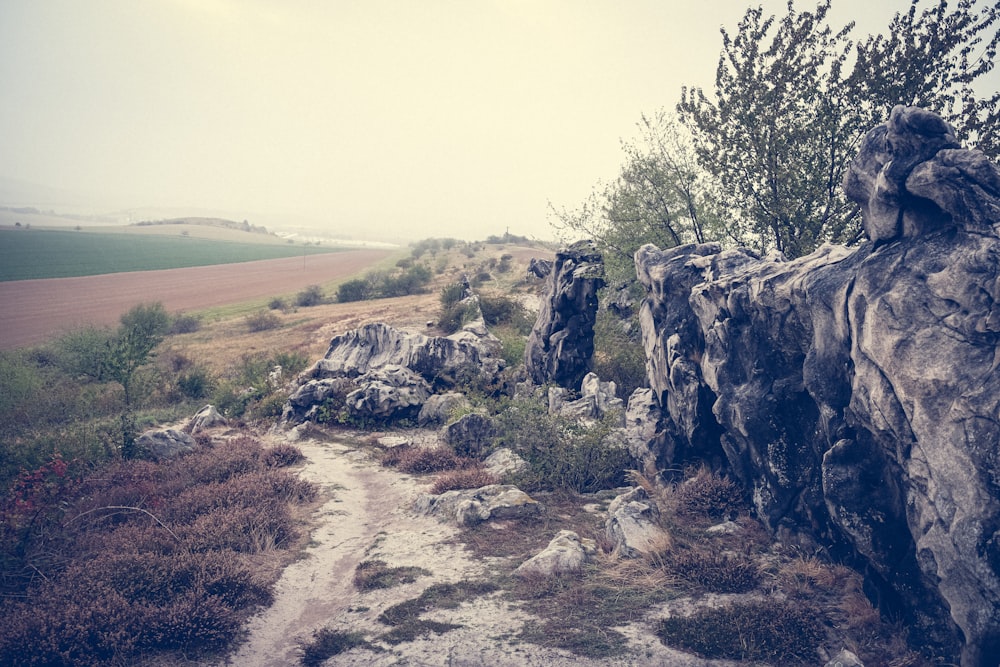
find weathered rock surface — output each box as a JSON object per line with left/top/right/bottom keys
{"left": 135, "top": 428, "right": 196, "bottom": 461}
{"left": 444, "top": 412, "right": 495, "bottom": 457}
{"left": 483, "top": 448, "right": 529, "bottom": 480}
{"left": 417, "top": 391, "right": 469, "bottom": 426}
{"left": 513, "top": 530, "right": 596, "bottom": 578}
{"left": 415, "top": 484, "right": 543, "bottom": 527}
{"left": 311, "top": 321, "right": 502, "bottom": 385}
{"left": 605, "top": 487, "right": 670, "bottom": 558}
{"left": 186, "top": 404, "right": 226, "bottom": 434}
{"left": 633, "top": 106, "right": 1000, "bottom": 663}
{"left": 548, "top": 372, "right": 623, "bottom": 421}
{"left": 284, "top": 321, "right": 503, "bottom": 424}
{"left": 525, "top": 240, "right": 604, "bottom": 389}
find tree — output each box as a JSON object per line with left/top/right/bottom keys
{"left": 678, "top": 0, "right": 999, "bottom": 258}
{"left": 550, "top": 111, "right": 723, "bottom": 285}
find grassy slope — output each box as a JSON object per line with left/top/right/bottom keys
{"left": 0, "top": 228, "right": 343, "bottom": 281}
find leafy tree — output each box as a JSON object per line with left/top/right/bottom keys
{"left": 678, "top": 0, "right": 999, "bottom": 258}
{"left": 551, "top": 111, "right": 721, "bottom": 285}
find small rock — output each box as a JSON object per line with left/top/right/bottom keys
{"left": 377, "top": 435, "right": 411, "bottom": 449}
{"left": 187, "top": 404, "right": 226, "bottom": 434}
{"left": 706, "top": 520, "right": 742, "bottom": 536}
{"left": 445, "top": 413, "right": 495, "bottom": 457}
{"left": 416, "top": 484, "right": 543, "bottom": 527}
{"left": 514, "top": 530, "right": 596, "bottom": 578}
{"left": 483, "top": 448, "right": 529, "bottom": 480}
{"left": 824, "top": 648, "right": 864, "bottom": 667}
{"left": 135, "top": 428, "right": 196, "bottom": 461}
{"left": 606, "top": 487, "right": 670, "bottom": 558}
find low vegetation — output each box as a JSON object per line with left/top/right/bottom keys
{"left": 0, "top": 436, "right": 316, "bottom": 666}
{"left": 0, "top": 228, "right": 341, "bottom": 281}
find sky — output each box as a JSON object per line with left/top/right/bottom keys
{"left": 0, "top": 0, "right": 995, "bottom": 243}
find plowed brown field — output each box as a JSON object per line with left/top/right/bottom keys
{"left": 0, "top": 249, "right": 393, "bottom": 350}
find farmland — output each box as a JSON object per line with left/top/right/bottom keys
{"left": 0, "top": 227, "right": 344, "bottom": 281}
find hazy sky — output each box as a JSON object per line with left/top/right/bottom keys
{"left": 1, "top": 1, "right": 993, "bottom": 242}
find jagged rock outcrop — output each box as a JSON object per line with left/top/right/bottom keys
{"left": 548, "top": 372, "right": 623, "bottom": 421}
{"left": 524, "top": 240, "right": 604, "bottom": 389}
{"left": 283, "top": 321, "right": 503, "bottom": 424}
{"left": 634, "top": 106, "right": 1000, "bottom": 664}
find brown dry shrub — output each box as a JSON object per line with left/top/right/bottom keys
{"left": 672, "top": 466, "right": 746, "bottom": 519}
{"left": 262, "top": 443, "right": 306, "bottom": 467}
{"left": 665, "top": 547, "right": 760, "bottom": 594}
{"left": 430, "top": 467, "right": 498, "bottom": 494}
{"left": 380, "top": 445, "right": 468, "bottom": 474}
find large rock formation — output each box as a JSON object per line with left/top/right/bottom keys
{"left": 634, "top": 106, "right": 1000, "bottom": 664}
{"left": 524, "top": 240, "right": 605, "bottom": 389}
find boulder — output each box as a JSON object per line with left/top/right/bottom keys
{"left": 310, "top": 321, "right": 502, "bottom": 386}
{"left": 483, "top": 448, "right": 529, "bottom": 480}
{"left": 444, "top": 412, "right": 495, "bottom": 457}
{"left": 135, "top": 428, "right": 196, "bottom": 461}
{"left": 527, "top": 257, "right": 553, "bottom": 279}
{"left": 418, "top": 391, "right": 469, "bottom": 426}
{"left": 633, "top": 107, "right": 1000, "bottom": 662}
{"left": 524, "top": 240, "right": 605, "bottom": 389}
{"left": 548, "top": 372, "right": 623, "bottom": 421}
{"left": 186, "top": 404, "right": 226, "bottom": 434}
{"left": 415, "top": 484, "right": 543, "bottom": 527}
{"left": 344, "top": 365, "right": 431, "bottom": 420}
{"left": 605, "top": 487, "right": 670, "bottom": 558}
{"left": 513, "top": 530, "right": 596, "bottom": 578}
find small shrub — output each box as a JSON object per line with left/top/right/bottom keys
{"left": 353, "top": 560, "right": 431, "bottom": 591}
{"left": 656, "top": 600, "right": 822, "bottom": 664}
{"left": 337, "top": 278, "right": 369, "bottom": 303}
{"left": 440, "top": 281, "right": 467, "bottom": 309}
{"left": 169, "top": 312, "right": 202, "bottom": 334}
{"left": 299, "top": 628, "right": 370, "bottom": 666}
{"left": 178, "top": 366, "right": 213, "bottom": 399}
{"left": 245, "top": 310, "right": 282, "bottom": 332}
{"left": 295, "top": 285, "right": 324, "bottom": 307}
{"left": 262, "top": 444, "right": 305, "bottom": 467}
{"left": 380, "top": 446, "right": 466, "bottom": 474}
{"left": 665, "top": 548, "right": 760, "bottom": 593}
{"left": 673, "top": 466, "right": 746, "bottom": 519}
{"left": 431, "top": 467, "right": 498, "bottom": 494}
{"left": 268, "top": 297, "right": 287, "bottom": 310}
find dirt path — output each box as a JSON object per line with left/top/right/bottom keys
{"left": 205, "top": 430, "right": 724, "bottom": 667}
{"left": 0, "top": 249, "right": 392, "bottom": 350}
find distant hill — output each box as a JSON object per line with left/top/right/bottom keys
{"left": 133, "top": 216, "right": 273, "bottom": 237}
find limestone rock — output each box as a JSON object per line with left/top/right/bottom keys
{"left": 527, "top": 257, "right": 552, "bottom": 279}
{"left": 444, "top": 412, "right": 495, "bottom": 457}
{"left": 633, "top": 107, "right": 1000, "bottom": 661}
{"left": 824, "top": 648, "right": 864, "bottom": 667}
{"left": 415, "top": 484, "right": 543, "bottom": 527}
{"left": 524, "top": 240, "right": 604, "bottom": 389}
{"left": 513, "top": 530, "right": 596, "bottom": 578}
{"left": 186, "top": 404, "right": 226, "bottom": 434}
{"left": 135, "top": 428, "right": 196, "bottom": 461}
{"left": 418, "top": 392, "right": 469, "bottom": 426}
{"left": 483, "top": 448, "right": 529, "bottom": 480}
{"left": 548, "top": 372, "right": 623, "bottom": 421}
{"left": 310, "top": 322, "right": 502, "bottom": 386}
{"left": 605, "top": 487, "right": 669, "bottom": 558}
{"left": 343, "top": 365, "right": 431, "bottom": 420}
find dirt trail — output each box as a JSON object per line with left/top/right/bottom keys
{"left": 206, "top": 430, "right": 723, "bottom": 667}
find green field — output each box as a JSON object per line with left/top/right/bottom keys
{"left": 0, "top": 229, "right": 343, "bottom": 281}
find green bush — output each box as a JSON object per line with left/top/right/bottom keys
{"left": 268, "top": 296, "right": 287, "bottom": 310}
{"left": 168, "top": 312, "right": 202, "bottom": 334}
{"left": 592, "top": 307, "right": 647, "bottom": 400}
{"left": 337, "top": 278, "right": 369, "bottom": 303}
{"left": 295, "top": 284, "right": 324, "bottom": 307}
{"left": 492, "top": 398, "right": 632, "bottom": 493}
{"left": 245, "top": 310, "right": 282, "bottom": 332}
{"left": 177, "top": 366, "right": 212, "bottom": 399}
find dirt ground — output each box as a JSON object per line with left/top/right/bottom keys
{"left": 201, "top": 429, "right": 723, "bottom": 667}
{"left": 0, "top": 249, "right": 393, "bottom": 350}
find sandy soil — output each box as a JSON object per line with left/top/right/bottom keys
{"left": 202, "top": 428, "right": 727, "bottom": 667}
{"left": 0, "top": 249, "right": 393, "bottom": 350}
